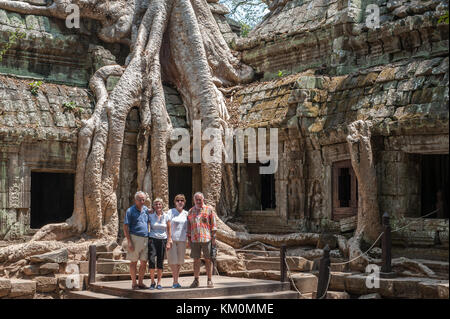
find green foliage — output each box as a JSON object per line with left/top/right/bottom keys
{"left": 63, "top": 101, "right": 83, "bottom": 115}
{"left": 29, "top": 80, "right": 43, "bottom": 96}
{"left": 438, "top": 11, "right": 449, "bottom": 24}
{"left": 277, "top": 70, "right": 284, "bottom": 77}
{"left": 240, "top": 22, "right": 252, "bottom": 37}
{"left": 0, "top": 29, "right": 26, "bottom": 62}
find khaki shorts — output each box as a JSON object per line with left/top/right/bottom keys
{"left": 190, "top": 241, "right": 211, "bottom": 259}
{"left": 167, "top": 241, "right": 187, "bottom": 265}
{"left": 126, "top": 234, "right": 148, "bottom": 262}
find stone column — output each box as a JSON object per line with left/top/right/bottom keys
{"left": 1, "top": 143, "right": 29, "bottom": 239}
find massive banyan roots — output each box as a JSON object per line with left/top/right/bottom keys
{"left": 345, "top": 120, "right": 382, "bottom": 271}
{"left": 0, "top": 0, "right": 254, "bottom": 262}
{"left": 345, "top": 120, "right": 436, "bottom": 277}
{"left": 0, "top": 2, "right": 439, "bottom": 278}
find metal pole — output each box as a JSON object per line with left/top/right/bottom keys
{"left": 280, "top": 245, "right": 287, "bottom": 282}
{"left": 316, "top": 244, "right": 330, "bottom": 299}
{"left": 88, "top": 245, "right": 97, "bottom": 284}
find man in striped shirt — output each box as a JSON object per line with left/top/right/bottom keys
{"left": 187, "top": 192, "right": 217, "bottom": 288}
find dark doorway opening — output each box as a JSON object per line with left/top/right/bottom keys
{"left": 332, "top": 160, "right": 358, "bottom": 221}
{"left": 421, "top": 154, "right": 449, "bottom": 219}
{"left": 244, "top": 162, "right": 276, "bottom": 210}
{"left": 260, "top": 166, "right": 276, "bottom": 210}
{"left": 30, "top": 172, "right": 74, "bottom": 229}
{"left": 338, "top": 167, "right": 351, "bottom": 207}
{"left": 169, "top": 166, "right": 193, "bottom": 209}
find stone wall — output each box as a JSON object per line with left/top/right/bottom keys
{"left": 0, "top": 75, "right": 189, "bottom": 240}
{"left": 0, "top": 9, "right": 126, "bottom": 87}
{"left": 229, "top": 50, "right": 449, "bottom": 240}
{"left": 0, "top": 76, "right": 93, "bottom": 239}
{"left": 234, "top": 0, "right": 448, "bottom": 79}
{"left": 0, "top": 0, "right": 201, "bottom": 240}
{"left": 0, "top": 0, "right": 448, "bottom": 248}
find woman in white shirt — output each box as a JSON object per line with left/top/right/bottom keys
{"left": 166, "top": 194, "right": 189, "bottom": 288}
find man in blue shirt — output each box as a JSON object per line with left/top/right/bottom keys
{"left": 124, "top": 191, "right": 149, "bottom": 289}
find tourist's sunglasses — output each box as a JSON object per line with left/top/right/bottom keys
{"left": 176, "top": 199, "right": 185, "bottom": 202}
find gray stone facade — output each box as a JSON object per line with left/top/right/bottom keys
{"left": 0, "top": 0, "right": 448, "bottom": 254}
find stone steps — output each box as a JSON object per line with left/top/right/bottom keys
{"left": 225, "top": 269, "right": 318, "bottom": 294}
{"left": 65, "top": 290, "right": 127, "bottom": 299}
{"left": 96, "top": 252, "right": 114, "bottom": 260}
{"left": 392, "top": 247, "right": 449, "bottom": 261}
{"left": 94, "top": 269, "right": 207, "bottom": 282}
{"left": 199, "top": 290, "right": 300, "bottom": 299}
{"left": 311, "top": 291, "right": 350, "bottom": 299}
{"left": 93, "top": 256, "right": 240, "bottom": 277}
{"left": 97, "top": 261, "right": 131, "bottom": 274}
{"left": 240, "top": 222, "right": 299, "bottom": 234}
{"left": 2, "top": 279, "right": 36, "bottom": 299}
{"left": 96, "top": 258, "right": 200, "bottom": 275}
{"left": 86, "top": 275, "right": 293, "bottom": 299}
{"left": 297, "top": 291, "right": 350, "bottom": 299}
{"left": 329, "top": 272, "right": 449, "bottom": 299}
{"left": 413, "top": 259, "right": 449, "bottom": 278}
{"left": 244, "top": 256, "right": 314, "bottom": 272}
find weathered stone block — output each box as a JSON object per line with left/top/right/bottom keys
{"left": 96, "top": 261, "right": 130, "bottom": 274}
{"left": 216, "top": 256, "right": 246, "bottom": 273}
{"left": 392, "top": 278, "right": 421, "bottom": 298}
{"left": 9, "top": 279, "right": 36, "bottom": 298}
{"left": 0, "top": 9, "right": 10, "bottom": 25}
{"left": 312, "top": 291, "right": 350, "bottom": 299}
{"left": 57, "top": 274, "right": 84, "bottom": 291}
{"left": 329, "top": 272, "right": 352, "bottom": 291}
{"left": 96, "top": 252, "right": 114, "bottom": 260}
{"left": 437, "top": 283, "right": 449, "bottom": 299}
{"left": 35, "top": 276, "right": 57, "bottom": 293}
{"left": 358, "top": 293, "right": 381, "bottom": 299}
{"left": 78, "top": 261, "right": 89, "bottom": 274}
{"left": 415, "top": 58, "right": 443, "bottom": 76}
{"left": 344, "top": 274, "right": 369, "bottom": 295}
{"left": 30, "top": 249, "right": 68, "bottom": 264}
{"left": 0, "top": 278, "right": 11, "bottom": 297}
{"left": 25, "top": 15, "right": 40, "bottom": 30}
{"left": 95, "top": 243, "right": 109, "bottom": 253}
{"left": 6, "top": 12, "right": 26, "bottom": 28}
{"left": 411, "top": 88, "right": 433, "bottom": 104}
{"left": 22, "top": 264, "right": 40, "bottom": 276}
{"left": 296, "top": 76, "right": 323, "bottom": 89}
{"left": 419, "top": 281, "right": 441, "bottom": 299}
{"left": 297, "top": 102, "right": 319, "bottom": 118}
{"left": 39, "top": 263, "right": 60, "bottom": 275}
{"left": 291, "top": 273, "right": 318, "bottom": 294}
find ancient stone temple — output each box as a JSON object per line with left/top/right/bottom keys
{"left": 0, "top": 0, "right": 448, "bottom": 299}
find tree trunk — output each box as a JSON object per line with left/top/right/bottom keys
{"left": 0, "top": 0, "right": 253, "bottom": 262}
{"left": 345, "top": 120, "right": 382, "bottom": 271}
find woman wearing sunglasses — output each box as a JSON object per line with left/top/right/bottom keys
{"left": 166, "top": 194, "right": 189, "bottom": 288}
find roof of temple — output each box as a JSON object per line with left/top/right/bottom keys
{"left": 0, "top": 75, "right": 188, "bottom": 142}
{"left": 233, "top": 0, "right": 448, "bottom": 80}
{"left": 229, "top": 57, "right": 449, "bottom": 142}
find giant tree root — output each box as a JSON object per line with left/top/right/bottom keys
{"left": 346, "top": 233, "right": 437, "bottom": 278}
{"left": 0, "top": 0, "right": 253, "bottom": 244}
{"left": 344, "top": 121, "right": 436, "bottom": 277}
{"left": 391, "top": 257, "right": 438, "bottom": 278}
{"left": 216, "top": 219, "right": 322, "bottom": 249}
{"left": 0, "top": 238, "right": 112, "bottom": 264}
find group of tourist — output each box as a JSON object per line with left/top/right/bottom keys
{"left": 123, "top": 191, "right": 217, "bottom": 290}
